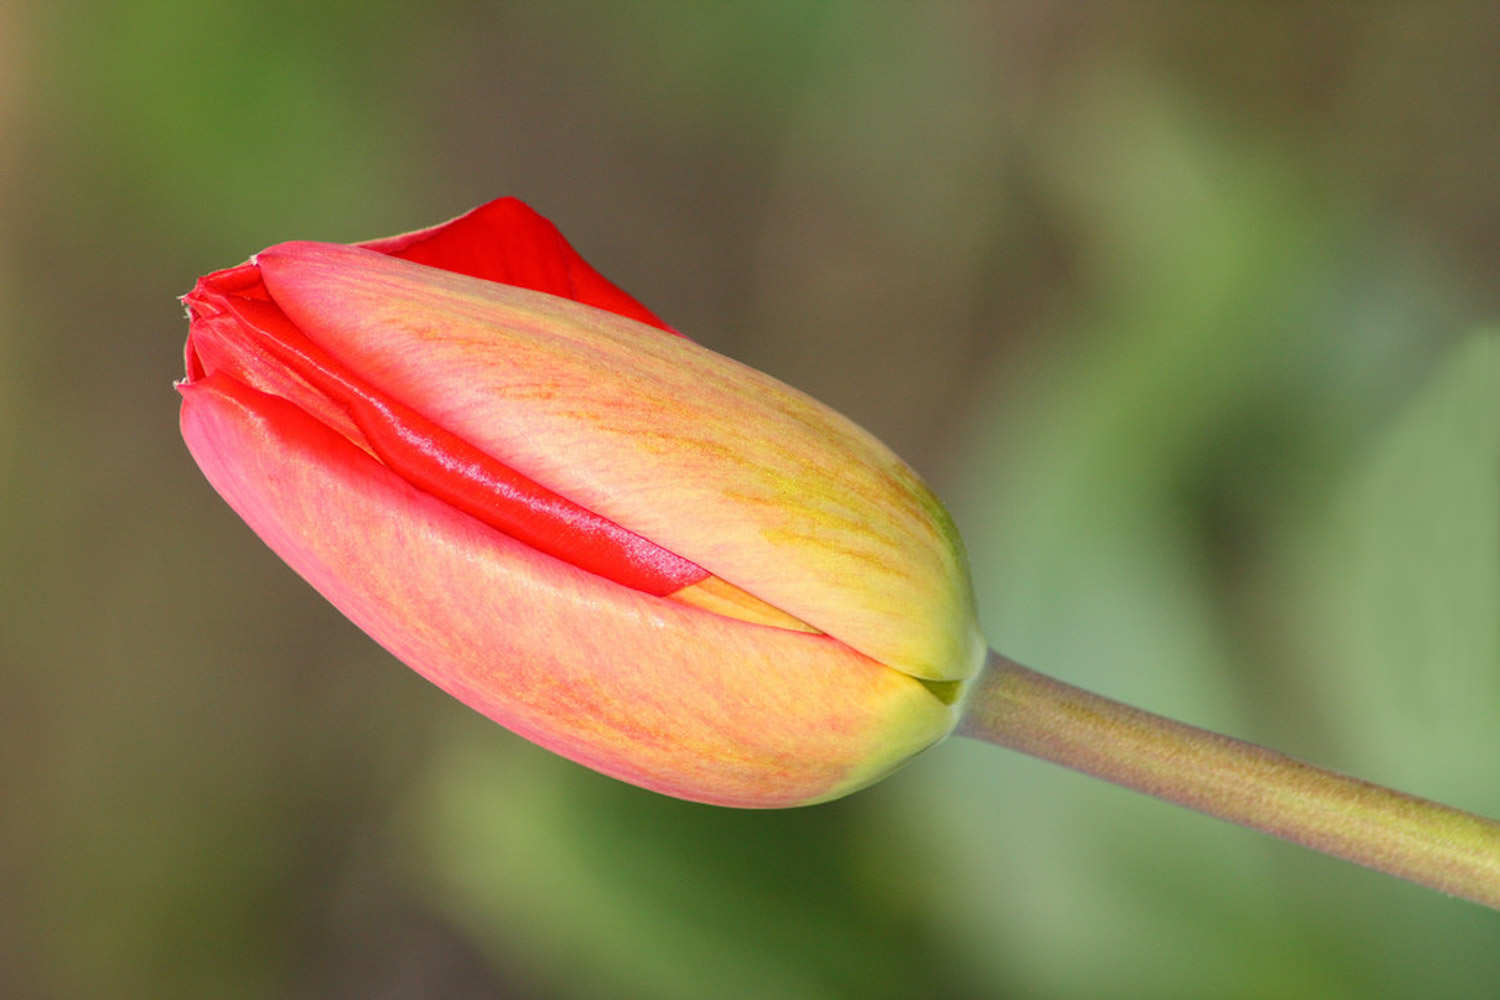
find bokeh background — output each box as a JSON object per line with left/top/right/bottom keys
{"left": 3, "top": 3, "right": 1497, "bottom": 997}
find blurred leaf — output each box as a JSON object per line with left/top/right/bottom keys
{"left": 910, "top": 73, "right": 1497, "bottom": 1000}
{"left": 1282, "top": 331, "right": 1498, "bottom": 804}
{"left": 406, "top": 729, "right": 969, "bottom": 1000}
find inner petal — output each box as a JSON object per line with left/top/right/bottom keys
{"left": 360, "top": 197, "right": 679, "bottom": 336}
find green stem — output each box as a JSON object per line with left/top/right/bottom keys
{"left": 957, "top": 650, "right": 1500, "bottom": 910}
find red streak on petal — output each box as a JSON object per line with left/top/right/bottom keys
{"left": 186, "top": 277, "right": 369, "bottom": 450}
{"left": 188, "top": 275, "right": 705, "bottom": 596}
{"left": 361, "top": 197, "right": 682, "bottom": 336}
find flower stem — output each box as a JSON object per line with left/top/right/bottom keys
{"left": 957, "top": 650, "right": 1500, "bottom": 909}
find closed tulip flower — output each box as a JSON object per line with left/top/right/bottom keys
{"left": 181, "top": 198, "right": 1500, "bottom": 908}
{"left": 179, "top": 197, "right": 985, "bottom": 808}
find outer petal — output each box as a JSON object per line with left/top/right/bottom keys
{"left": 179, "top": 373, "right": 952, "bottom": 807}
{"left": 257, "top": 243, "right": 984, "bottom": 682}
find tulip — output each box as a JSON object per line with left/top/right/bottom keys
{"left": 181, "top": 198, "right": 1500, "bottom": 909}
{"left": 179, "top": 197, "right": 986, "bottom": 808}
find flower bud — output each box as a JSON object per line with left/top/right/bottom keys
{"left": 179, "top": 198, "right": 983, "bottom": 806}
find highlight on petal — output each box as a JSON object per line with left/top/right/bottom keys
{"left": 255, "top": 242, "right": 985, "bottom": 683}
{"left": 179, "top": 373, "right": 953, "bottom": 807}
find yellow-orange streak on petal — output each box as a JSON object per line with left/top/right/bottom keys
{"left": 668, "top": 575, "right": 820, "bottom": 633}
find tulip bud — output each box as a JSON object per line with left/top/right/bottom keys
{"left": 178, "top": 198, "right": 984, "bottom": 806}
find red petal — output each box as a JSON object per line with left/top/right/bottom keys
{"left": 361, "top": 197, "right": 679, "bottom": 335}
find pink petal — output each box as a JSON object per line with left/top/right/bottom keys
{"left": 179, "top": 373, "right": 950, "bottom": 807}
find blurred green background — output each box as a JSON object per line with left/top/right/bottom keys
{"left": 3, "top": 3, "right": 1497, "bottom": 997}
